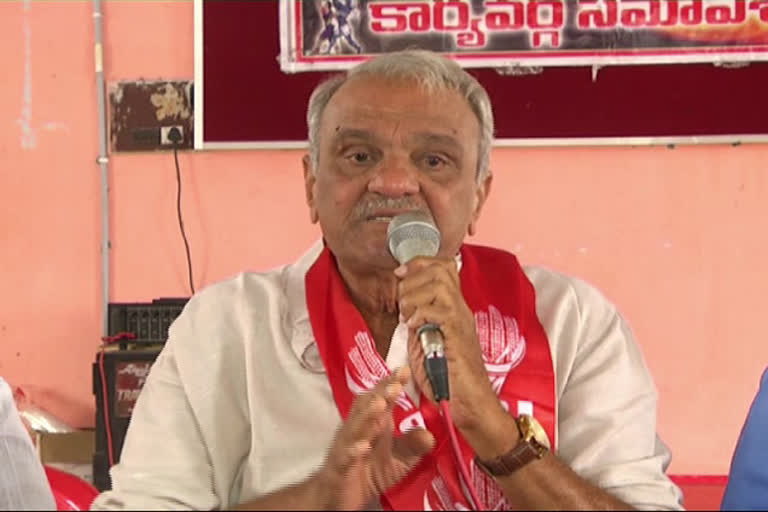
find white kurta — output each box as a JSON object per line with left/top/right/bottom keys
{"left": 0, "top": 378, "right": 56, "bottom": 510}
{"left": 92, "top": 242, "right": 682, "bottom": 510}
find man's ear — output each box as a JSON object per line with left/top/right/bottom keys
{"left": 468, "top": 171, "right": 492, "bottom": 236}
{"left": 303, "top": 154, "right": 319, "bottom": 224}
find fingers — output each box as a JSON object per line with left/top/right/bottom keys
{"left": 395, "top": 257, "right": 460, "bottom": 292}
{"left": 399, "top": 278, "right": 472, "bottom": 332}
{"left": 400, "top": 292, "right": 453, "bottom": 330}
{"left": 331, "top": 368, "right": 411, "bottom": 469}
{"left": 406, "top": 339, "right": 434, "bottom": 402}
{"left": 345, "top": 370, "right": 404, "bottom": 440}
{"left": 396, "top": 261, "right": 462, "bottom": 328}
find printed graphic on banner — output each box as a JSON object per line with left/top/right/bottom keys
{"left": 114, "top": 362, "right": 153, "bottom": 418}
{"left": 279, "top": 0, "right": 768, "bottom": 72}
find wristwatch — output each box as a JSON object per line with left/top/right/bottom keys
{"left": 474, "top": 414, "right": 551, "bottom": 477}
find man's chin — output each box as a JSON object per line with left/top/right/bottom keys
{"left": 360, "top": 243, "right": 398, "bottom": 268}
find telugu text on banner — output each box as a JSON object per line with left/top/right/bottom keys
{"left": 279, "top": 0, "right": 768, "bottom": 72}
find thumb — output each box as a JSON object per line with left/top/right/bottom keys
{"left": 392, "top": 429, "right": 435, "bottom": 468}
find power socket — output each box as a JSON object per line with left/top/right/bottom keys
{"left": 110, "top": 80, "right": 193, "bottom": 152}
{"left": 160, "top": 125, "right": 184, "bottom": 146}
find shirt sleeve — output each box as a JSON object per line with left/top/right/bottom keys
{"left": 721, "top": 367, "right": 768, "bottom": 510}
{"left": 549, "top": 277, "right": 683, "bottom": 511}
{"left": 90, "top": 339, "right": 220, "bottom": 511}
{"left": 0, "top": 378, "right": 56, "bottom": 511}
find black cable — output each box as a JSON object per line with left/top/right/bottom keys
{"left": 173, "top": 143, "right": 195, "bottom": 295}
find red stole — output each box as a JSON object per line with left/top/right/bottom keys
{"left": 305, "top": 244, "right": 556, "bottom": 510}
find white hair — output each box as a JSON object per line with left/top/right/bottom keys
{"left": 306, "top": 49, "right": 494, "bottom": 181}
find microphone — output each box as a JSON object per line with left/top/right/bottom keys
{"left": 387, "top": 212, "right": 450, "bottom": 402}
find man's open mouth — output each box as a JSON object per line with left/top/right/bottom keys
{"left": 365, "top": 210, "right": 418, "bottom": 222}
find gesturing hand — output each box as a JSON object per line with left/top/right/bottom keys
{"left": 314, "top": 367, "right": 435, "bottom": 510}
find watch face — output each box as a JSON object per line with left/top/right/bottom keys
{"left": 519, "top": 414, "right": 551, "bottom": 450}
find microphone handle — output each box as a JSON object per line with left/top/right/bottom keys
{"left": 417, "top": 324, "right": 450, "bottom": 401}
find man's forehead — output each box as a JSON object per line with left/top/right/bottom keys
{"left": 332, "top": 126, "right": 459, "bottom": 142}
{"left": 319, "top": 76, "right": 478, "bottom": 137}
{"left": 330, "top": 74, "right": 461, "bottom": 105}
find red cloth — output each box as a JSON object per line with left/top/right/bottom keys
{"left": 306, "top": 244, "right": 557, "bottom": 510}
{"left": 44, "top": 466, "right": 98, "bottom": 511}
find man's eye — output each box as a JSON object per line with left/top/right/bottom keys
{"left": 349, "top": 152, "right": 370, "bottom": 163}
{"left": 425, "top": 155, "right": 445, "bottom": 168}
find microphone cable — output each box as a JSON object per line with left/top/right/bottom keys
{"left": 439, "top": 399, "right": 486, "bottom": 511}
{"left": 387, "top": 213, "right": 486, "bottom": 509}
{"left": 420, "top": 324, "right": 485, "bottom": 510}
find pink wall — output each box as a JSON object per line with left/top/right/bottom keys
{"left": 2, "top": 1, "right": 767, "bottom": 476}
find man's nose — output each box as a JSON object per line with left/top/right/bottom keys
{"left": 367, "top": 156, "right": 419, "bottom": 197}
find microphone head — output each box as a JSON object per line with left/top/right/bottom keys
{"left": 387, "top": 211, "right": 441, "bottom": 264}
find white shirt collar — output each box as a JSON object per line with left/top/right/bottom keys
{"left": 284, "top": 241, "right": 462, "bottom": 374}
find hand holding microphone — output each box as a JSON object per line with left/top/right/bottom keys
{"left": 387, "top": 212, "right": 507, "bottom": 432}
{"left": 387, "top": 212, "right": 493, "bottom": 511}
{"left": 386, "top": 212, "right": 491, "bottom": 406}
{"left": 387, "top": 212, "right": 450, "bottom": 401}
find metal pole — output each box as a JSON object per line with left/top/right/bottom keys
{"left": 93, "top": 0, "right": 109, "bottom": 337}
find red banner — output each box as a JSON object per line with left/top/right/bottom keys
{"left": 280, "top": 0, "right": 768, "bottom": 72}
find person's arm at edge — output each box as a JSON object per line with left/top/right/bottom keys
{"left": 0, "top": 378, "right": 56, "bottom": 510}
{"left": 721, "top": 367, "right": 768, "bottom": 510}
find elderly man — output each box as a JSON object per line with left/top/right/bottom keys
{"left": 92, "top": 50, "right": 682, "bottom": 510}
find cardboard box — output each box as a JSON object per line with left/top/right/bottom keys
{"left": 36, "top": 430, "right": 96, "bottom": 484}
{"left": 36, "top": 430, "right": 95, "bottom": 465}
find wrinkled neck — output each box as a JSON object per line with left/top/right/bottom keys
{"left": 336, "top": 263, "right": 400, "bottom": 357}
